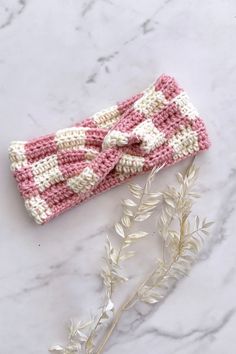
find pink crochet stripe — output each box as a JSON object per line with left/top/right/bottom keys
{"left": 25, "top": 134, "right": 57, "bottom": 163}
{"left": 154, "top": 75, "right": 182, "bottom": 99}
{"left": 9, "top": 74, "right": 210, "bottom": 224}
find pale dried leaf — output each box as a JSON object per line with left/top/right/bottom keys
{"left": 203, "top": 221, "right": 214, "bottom": 228}
{"left": 49, "top": 345, "right": 64, "bottom": 353}
{"left": 142, "top": 200, "right": 161, "bottom": 207}
{"left": 129, "top": 183, "right": 143, "bottom": 192}
{"left": 128, "top": 231, "right": 148, "bottom": 239}
{"left": 77, "top": 330, "right": 88, "bottom": 342}
{"left": 123, "top": 207, "right": 134, "bottom": 217}
{"left": 105, "top": 299, "right": 114, "bottom": 313}
{"left": 129, "top": 184, "right": 142, "bottom": 198}
{"left": 176, "top": 172, "right": 184, "bottom": 184}
{"left": 119, "top": 251, "right": 136, "bottom": 261}
{"left": 121, "top": 215, "right": 131, "bottom": 228}
{"left": 122, "top": 198, "right": 137, "bottom": 207}
{"left": 201, "top": 229, "right": 209, "bottom": 236}
{"left": 135, "top": 212, "right": 152, "bottom": 221}
{"left": 164, "top": 197, "right": 175, "bottom": 208}
{"left": 114, "top": 223, "right": 125, "bottom": 238}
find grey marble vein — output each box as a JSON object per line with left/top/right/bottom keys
{"left": 0, "top": 0, "right": 26, "bottom": 30}
{"left": 138, "top": 309, "right": 235, "bottom": 342}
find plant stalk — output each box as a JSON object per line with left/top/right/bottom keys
{"left": 95, "top": 237, "right": 184, "bottom": 353}
{"left": 95, "top": 258, "right": 174, "bottom": 354}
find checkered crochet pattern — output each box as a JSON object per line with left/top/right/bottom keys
{"left": 9, "top": 75, "right": 210, "bottom": 224}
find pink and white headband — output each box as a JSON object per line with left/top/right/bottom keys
{"left": 9, "top": 75, "right": 210, "bottom": 224}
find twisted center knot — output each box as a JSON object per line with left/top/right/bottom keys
{"left": 102, "top": 130, "right": 141, "bottom": 151}
{"left": 102, "top": 118, "right": 167, "bottom": 154}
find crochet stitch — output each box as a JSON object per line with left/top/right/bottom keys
{"left": 9, "top": 75, "right": 210, "bottom": 224}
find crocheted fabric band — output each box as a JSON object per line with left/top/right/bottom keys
{"left": 9, "top": 75, "right": 210, "bottom": 224}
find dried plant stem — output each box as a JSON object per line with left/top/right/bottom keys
{"left": 95, "top": 274, "right": 151, "bottom": 354}
{"left": 95, "top": 299, "right": 129, "bottom": 354}
{"left": 115, "top": 165, "right": 163, "bottom": 263}
{"left": 95, "top": 251, "right": 181, "bottom": 354}
{"left": 95, "top": 163, "right": 212, "bottom": 354}
{"left": 49, "top": 163, "right": 213, "bottom": 354}
{"left": 87, "top": 166, "right": 163, "bottom": 348}
{"left": 85, "top": 310, "right": 104, "bottom": 352}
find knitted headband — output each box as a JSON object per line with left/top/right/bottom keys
{"left": 9, "top": 75, "right": 210, "bottom": 224}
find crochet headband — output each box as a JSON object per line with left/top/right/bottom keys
{"left": 9, "top": 75, "right": 210, "bottom": 224}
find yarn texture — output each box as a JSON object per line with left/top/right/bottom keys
{"left": 9, "top": 75, "right": 210, "bottom": 224}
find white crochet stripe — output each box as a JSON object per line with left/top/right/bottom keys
{"left": 67, "top": 167, "right": 100, "bottom": 194}
{"left": 116, "top": 154, "right": 145, "bottom": 175}
{"left": 84, "top": 148, "right": 99, "bottom": 160}
{"left": 55, "top": 127, "right": 88, "bottom": 150}
{"left": 133, "top": 119, "right": 166, "bottom": 153}
{"left": 169, "top": 126, "right": 199, "bottom": 159}
{"left": 25, "top": 196, "right": 52, "bottom": 224}
{"left": 93, "top": 105, "right": 120, "bottom": 129}
{"left": 102, "top": 130, "right": 130, "bottom": 150}
{"left": 9, "top": 141, "right": 27, "bottom": 170}
{"left": 173, "top": 92, "right": 199, "bottom": 120}
{"left": 32, "top": 154, "right": 64, "bottom": 192}
{"left": 134, "top": 86, "right": 167, "bottom": 117}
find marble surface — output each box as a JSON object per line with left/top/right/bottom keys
{"left": 1, "top": 1, "right": 236, "bottom": 353}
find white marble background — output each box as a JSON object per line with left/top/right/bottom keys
{"left": 1, "top": 0, "right": 236, "bottom": 353}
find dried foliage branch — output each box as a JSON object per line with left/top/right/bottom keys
{"left": 49, "top": 163, "right": 213, "bottom": 354}
{"left": 95, "top": 164, "right": 213, "bottom": 354}
{"left": 84, "top": 165, "right": 163, "bottom": 352}
{"left": 49, "top": 166, "right": 163, "bottom": 354}
{"left": 101, "top": 164, "right": 163, "bottom": 297}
